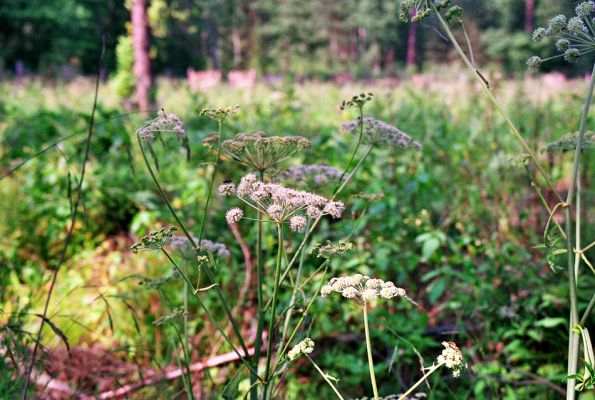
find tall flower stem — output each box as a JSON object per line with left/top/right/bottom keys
{"left": 430, "top": 6, "right": 595, "bottom": 398}
{"left": 136, "top": 133, "right": 250, "bottom": 359}
{"left": 252, "top": 169, "right": 266, "bottom": 400}
{"left": 304, "top": 354, "right": 345, "bottom": 400}
{"left": 277, "top": 146, "right": 374, "bottom": 289}
{"left": 263, "top": 223, "right": 285, "bottom": 397}
{"left": 363, "top": 303, "right": 379, "bottom": 400}
{"left": 431, "top": 5, "right": 563, "bottom": 204}
{"left": 564, "top": 62, "right": 595, "bottom": 398}
{"left": 335, "top": 105, "right": 364, "bottom": 192}
{"left": 396, "top": 363, "right": 443, "bottom": 400}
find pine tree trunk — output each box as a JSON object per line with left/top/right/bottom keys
{"left": 525, "top": 0, "right": 535, "bottom": 32}
{"left": 132, "top": 0, "right": 152, "bottom": 113}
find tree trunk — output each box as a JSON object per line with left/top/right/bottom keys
{"left": 406, "top": 7, "right": 417, "bottom": 66}
{"left": 132, "top": 0, "right": 152, "bottom": 113}
{"left": 525, "top": 0, "right": 535, "bottom": 32}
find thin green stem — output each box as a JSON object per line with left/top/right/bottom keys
{"left": 580, "top": 292, "right": 595, "bottom": 327}
{"left": 277, "top": 146, "right": 373, "bottom": 289}
{"left": 363, "top": 303, "right": 379, "bottom": 400}
{"left": 136, "top": 133, "right": 250, "bottom": 357}
{"left": 252, "top": 169, "right": 266, "bottom": 400}
{"left": 564, "top": 62, "right": 595, "bottom": 400}
{"left": 397, "top": 363, "right": 443, "bottom": 400}
{"left": 197, "top": 121, "right": 223, "bottom": 246}
{"left": 432, "top": 5, "right": 563, "bottom": 204}
{"left": 304, "top": 354, "right": 345, "bottom": 400}
{"left": 272, "top": 263, "right": 329, "bottom": 375}
{"left": 263, "top": 223, "right": 285, "bottom": 395}
{"left": 335, "top": 105, "right": 364, "bottom": 193}
{"left": 160, "top": 249, "right": 262, "bottom": 380}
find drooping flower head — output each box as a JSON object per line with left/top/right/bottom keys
{"left": 131, "top": 226, "right": 178, "bottom": 253}
{"left": 528, "top": 3, "right": 595, "bottom": 69}
{"left": 137, "top": 109, "right": 185, "bottom": 142}
{"left": 287, "top": 338, "right": 315, "bottom": 361}
{"left": 203, "top": 132, "right": 311, "bottom": 172}
{"left": 320, "top": 274, "right": 407, "bottom": 302}
{"left": 220, "top": 174, "right": 345, "bottom": 231}
{"left": 342, "top": 117, "right": 422, "bottom": 149}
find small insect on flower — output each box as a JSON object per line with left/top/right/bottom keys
{"left": 436, "top": 341, "right": 467, "bottom": 378}
{"left": 287, "top": 338, "right": 315, "bottom": 361}
{"left": 131, "top": 226, "right": 178, "bottom": 253}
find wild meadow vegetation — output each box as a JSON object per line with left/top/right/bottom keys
{"left": 1, "top": 1, "right": 595, "bottom": 400}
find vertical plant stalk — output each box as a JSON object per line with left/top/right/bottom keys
{"left": 21, "top": 38, "right": 105, "bottom": 400}
{"left": 363, "top": 303, "right": 379, "bottom": 400}
{"left": 304, "top": 354, "right": 345, "bottom": 400}
{"left": 263, "top": 223, "right": 284, "bottom": 396}
{"left": 335, "top": 105, "right": 364, "bottom": 192}
{"left": 136, "top": 133, "right": 250, "bottom": 359}
{"left": 160, "top": 249, "right": 261, "bottom": 379}
{"left": 431, "top": 5, "right": 563, "bottom": 204}
{"left": 564, "top": 62, "right": 595, "bottom": 399}
{"left": 429, "top": 7, "right": 595, "bottom": 398}
{"left": 396, "top": 363, "right": 442, "bottom": 400}
{"left": 251, "top": 169, "right": 266, "bottom": 400}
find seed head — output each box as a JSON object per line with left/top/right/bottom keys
{"left": 436, "top": 341, "right": 466, "bottom": 378}
{"left": 131, "top": 226, "right": 178, "bottom": 253}
{"left": 137, "top": 109, "right": 185, "bottom": 142}
{"left": 199, "top": 105, "right": 240, "bottom": 122}
{"left": 526, "top": 56, "right": 542, "bottom": 70}
{"left": 340, "top": 92, "right": 374, "bottom": 110}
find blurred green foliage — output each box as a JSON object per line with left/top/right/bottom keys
{"left": 0, "top": 76, "right": 594, "bottom": 398}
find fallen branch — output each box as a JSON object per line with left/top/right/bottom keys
{"left": 92, "top": 347, "right": 257, "bottom": 399}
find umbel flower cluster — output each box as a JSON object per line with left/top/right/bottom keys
{"left": 203, "top": 132, "right": 311, "bottom": 172}
{"left": 342, "top": 117, "right": 422, "bottom": 150}
{"left": 528, "top": 2, "right": 595, "bottom": 69}
{"left": 321, "top": 274, "right": 406, "bottom": 301}
{"left": 168, "top": 235, "right": 231, "bottom": 258}
{"left": 137, "top": 109, "right": 185, "bottom": 142}
{"left": 220, "top": 173, "right": 345, "bottom": 231}
{"left": 287, "top": 338, "right": 315, "bottom": 361}
{"left": 275, "top": 165, "right": 346, "bottom": 188}
{"left": 199, "top": 105, "right": 240, "bottom": 122}
{"left": 131, "top": 226, "right": 178, "bottom": 253}
{"left": 435, "top": 341, "right": 466, "bottom": 378}
{"left": 399, "top": 0, "right": 458, "bottom": 24}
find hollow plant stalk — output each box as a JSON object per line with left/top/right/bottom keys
{"left": 263, "top": 223, "right": 285, "bottom": 397}
{"left": 363, "top": 303, "right": 379, "bottom": 400}
{"left": 430, "top": 5, "right": 595, "bottom": 398}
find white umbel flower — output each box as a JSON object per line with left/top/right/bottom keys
{"left": 287, "top": 338, "right": 315, "bottom": 361}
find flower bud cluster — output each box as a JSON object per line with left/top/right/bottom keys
{"left": 287, "top": 338, "right": 315, "bottom": 361}
{"left": 321, "top": 274, "right": 406, "bottom": 302}
{"left": 168, "top": 235, "right": 230, "bottom": 258}
{"left": 275, "top": 165, "right": 346, "bottom": 188}
{"left": 309, "top": 241, "right": 354, "bottom": 259}
{"left": 528, "top": 3, "right": 595, "bottom": 69}
{"left": 204, "top": 132, "right": 311, "bottom": 172}
{"left": 131, "top": 226, "right": 178, "bottom": 253}
{"left": 342, "top": 117, "right": 422, "bottom": 150}
{"left": 199, "top": 105, "right": 240, "bottom": 122}
{"left": 137, "top": 109, "right": 185, "bottom": 142}
{"left": 436, "top": 341, "right": 466, "bottom": 378}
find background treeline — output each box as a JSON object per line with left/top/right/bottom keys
{"left": 0, "top": 0, "right": 590, "bottom": 79}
